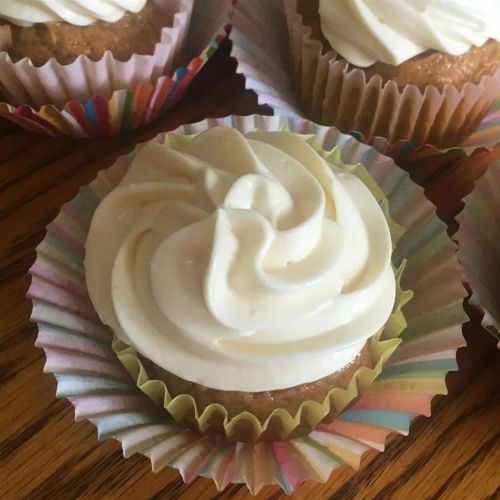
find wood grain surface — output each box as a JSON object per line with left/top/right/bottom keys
{"left": 1, "top": 43, "right": 499, "bottom": 500}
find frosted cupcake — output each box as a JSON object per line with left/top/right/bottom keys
{"left": 0, "top": 0, "right": 192, "bottom": 107}
{"left": 287, "top": 0, "right": 500, "bottom": 148}
{"left": 84, "top": 126, "right": 409, "bottom": 442}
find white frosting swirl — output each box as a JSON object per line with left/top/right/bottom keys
{"left": 85, "top": 128, "right": 396, "bottom": 391}
{"left": 319, "top": 0, "right": 500, "bottom": 67}
{"left": 0, "top": 0, "right": 148, "bottom": 27}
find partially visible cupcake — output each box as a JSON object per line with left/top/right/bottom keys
{"left": 287, "top": 0, "right": 500, "bottom": 148}
{"left": 84, "top": 126, "right": 410, "bottom": 442}
{"left": 457, "top": 161, "right": 500, "bottom": 345}
{"left": 0, "top": 0, "right": 192, "bottom": 107}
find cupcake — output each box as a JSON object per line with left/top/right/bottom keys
{"left": 286, "top": 0, "right": 500, "bottom": 148}
{"left": 0, "top": 0, "right": 192, "bottom": 108}
{"left": 84, "top": 126, "right": 409, "bottom": 442}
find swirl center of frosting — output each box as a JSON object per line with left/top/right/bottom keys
{"left": 85, "top": 128, "right": 396, "bottom": 391}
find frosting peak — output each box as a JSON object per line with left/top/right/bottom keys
{"left": 0, "top": 1, "right": 148, "bottom": 27}
{"left": 318, "top": 0, "right": 500, "bottom": 67}
{"left": 85, "top": 128, "right": 396, "bottom": 391}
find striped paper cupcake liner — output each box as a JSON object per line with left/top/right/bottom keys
{"left": 456, "top": 161, "right": 500, "bottom": 344}
{"left": 28, "top": 115, "right": 467, "bottom": 494}
{"left": 229, "top": 0, "right": 500, "bottom": 161}
{"left": 0, "top": 0, "right": 230, "bottom": 138}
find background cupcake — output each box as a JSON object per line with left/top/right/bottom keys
{"left": 84, "top": 126, "right": 410, "bottom": 442}
{"left": 0, "top": 0, "right": 193, "bottom": 108}
{"left": 286, "top": 0, "right": 500, "bottom": 148}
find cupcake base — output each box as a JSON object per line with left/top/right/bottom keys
{"left": 2, "top": 1, "right": 173, "bottom": 66}
{"left": 135, "top": 343, "right": 372, "bottom": 442}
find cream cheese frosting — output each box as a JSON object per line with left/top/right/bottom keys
{"left": 318, "top": 0, "right": 500, "bottom": 67}
{"left": 0, "top": 0, "right": 148, "bottom": 27}
{"left": 85, "top": 128, "right": 396, "bottom": 391}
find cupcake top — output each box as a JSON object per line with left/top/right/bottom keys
{"left": 0, "top": 0, "right": 148, "bottom": 26}
{"left": 85, "top": 127, "right": 395, "bottom": 392}
{"left": 319, "top": 0, "right": 500, "bottom": 67}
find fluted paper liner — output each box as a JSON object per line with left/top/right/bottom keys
{"left": 229, "top": 0, "right": 500, "bottom": 156}
{"left": 109, "top": 141, "right": 410, "bottom": 442}
{"left": 0, "top": 0, "right": 230, "bottom": 137}
{"left": 29, "top": 115, "right": 467, "bottom": 492}
{"left": 456, "top": 162, "right": 500, "bottom": 344}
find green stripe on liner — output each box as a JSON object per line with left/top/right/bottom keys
{"left": 45, "top": 233, "right": 84, "bottom": 268}
{"left": 36, "top": 321, "right": 110, "bottom": 345}
{"left": 198, "top": 442, "right": 234, "bottom": 476}
{"left": 376, "top": 359, "right": 458, "bottom": 379}
{"left": 206, "top": 45, "right": 218, "bottom": 58}
{"left": 297, "top": 436, "right": 343, "bottom": 465}
{"left": 75, "top": 186, "right": 101, "bottom": 217}
{"left": 122, "top": 93, "right": 134, "bottom": 132}
{"left": 338, "top": 410, "right": 415, "bottom": 433}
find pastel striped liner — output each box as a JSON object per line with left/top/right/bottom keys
{"left": 29, "top": 115, "right": 466, "bottom": 494}
{"left": 229, "top": 0, "right": 500, "bottom": 162}
{"left": 456, "top": 161, "right": 500, "bottom": 344}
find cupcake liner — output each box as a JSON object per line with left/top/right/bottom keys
{"left": 29, "top": 115, "right": 466, "bottom": 493}
{"left": 108, "top": 140, "right": 411, "bottom": 443}
{"left": 456, "top": 161, "right": 500, "bottom": 344}
{"left": 0, "top": 0, "right": 229, "bottom": 137}
{"left": 229, "top": 0, "right": 500, "bottom": 156}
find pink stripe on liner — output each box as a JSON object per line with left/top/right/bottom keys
{"left": 272, "top": 441, "right": 307, "bottom": 489}
{"left": 30, "top": 261, "right": 87, "bottom": 298}
{"left": 479, "top": 108, "right": 500, "bottom": 125}
{"left": 70, "top": 394, "right": 147, "bottom": 420}
{"left": 35, "top": 329, "right": 114, "bottom": 361}
{"left": 30, "top": 259, "right": 88, "bottom": 292}
{"left": 93, "top": 95, "right": 110, "bottom": 136}
{"left": 351, "top": 393, "right": 433, "bottom": 416}
{"left": 178, "top": 438, "right": 222, "bottom": 484}
{"left": 46, "top": 223, "right": 85, "bottom": 259}
{"left": 320, "top": 421, "right": 393, "bottom": 448}
{"left": 61, "top": 202, "right": 92, "bottom": 232}
{"left": 28, "top": 278, "right": 98, "bottom": 323}
{"left": 44, "top": 349, "right": 130, "bottom": 381}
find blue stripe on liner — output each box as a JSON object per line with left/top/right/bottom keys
{"left": 159, "top": 67, "right": 188, "bottom": 116}
{"left": 376, "top": 359, "right": 458, "bottom": 379}
{"left": 396, "top": 141, "right": 416, "bottom": 159}
{"left": 337, "top": 409, "right": 416, "bottom": 433}
{"left": 96, "top": 412, "right": 164, "bottom": 440}
{"left": 84, "top": 100, "right": 98, "bottom": 131}
{"left": 55, "top": 374, "right": 137, "bottom": 397}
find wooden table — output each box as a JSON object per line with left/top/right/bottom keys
{"left": 1, "top": 44, "right": 499, "bottom": 500}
